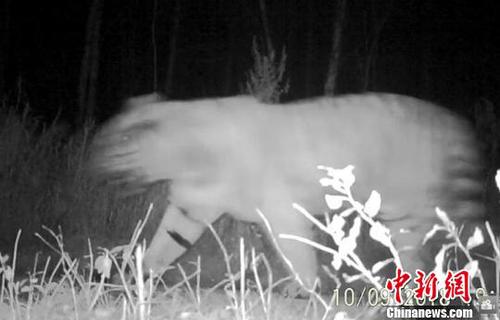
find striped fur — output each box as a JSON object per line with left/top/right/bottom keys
{"left": 90, "top": 93, "right": 483, "bottom": 290}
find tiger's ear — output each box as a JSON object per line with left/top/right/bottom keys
{"left": 123, "top": 93, "right": 166, "bottom": 111}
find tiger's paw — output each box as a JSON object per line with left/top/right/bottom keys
{"left": 281, "top": 279, "right": 314, "bottom": 298}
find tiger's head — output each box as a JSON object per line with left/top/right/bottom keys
{"left": 89, "top": 93, "right": 233, "bottom": 191}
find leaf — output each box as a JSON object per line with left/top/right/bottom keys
{"left": 339, "top": 216, "right": 361, "bottom": 255}
{"left": 423, "top": 224, "right": 446, "bottom": 245}
{"left": 364, "top": 191, "right": 381, "bottom": 218}
{"left": 496, "top": 169, "right": 500, "bottom": 193}
{"left": 339, "top": 165, "right": 356, "bottom": 189}
{"left": 317, "top": 165, "right": 336, "bottom": 176}
{"left": 371, "top": 258, "right": 394, "bottom": 274}
{"left": 343, "top": 273, "right": 366, "bottom": 283}
{"left": 319, "top": 177, "right": 336, "bottom": 188}
{"left": 0, "top": 254, "right": 9, "bottom": 264}
{"left": 436, "top": 207, "right": 455, "bottom": 231}
{"left": 325, "top": 194, "right": 345, "bottom": 210}
{"left": 95, "top": 253, "right": 112, "bottom": 279}
{"left": 326, "top": 214, "right": 346, "bottom": 244}
{"left": 432, "top": 243, "right": 455, "bottom": 284}
{"left": 369, "top": 221, "right": 392, "bottom": 248}
{"left": 465, "top": 227, "right": 484, "bottom": 250}
{"left": 331, "top": 252, "right": 343, "bottom": 271}
{"left": 3, "top": 267, "right": 13, "bottom": 281}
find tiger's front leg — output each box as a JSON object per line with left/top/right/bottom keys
{"left": 143, "top": 204, "right": 208, "bottom": 275}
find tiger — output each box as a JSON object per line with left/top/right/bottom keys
{"left": 89, "top": 93, "right": 483, "bottom": 293}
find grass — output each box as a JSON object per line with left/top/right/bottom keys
{"left": 0, "top": 210, "right": 351, "bottom": 320}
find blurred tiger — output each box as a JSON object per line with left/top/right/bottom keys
{"left": 90, "top": 93, "right": 484, "bottom": 294}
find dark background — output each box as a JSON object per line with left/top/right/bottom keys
{"left": 1, "top": 0, "right": 498, "bottom": 124}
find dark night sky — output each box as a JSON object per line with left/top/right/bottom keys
{"left": 2, "top": 0, "right": 499, "bottom": 124}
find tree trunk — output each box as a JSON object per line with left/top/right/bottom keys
{"left": 165, "top": 0, "right": 181, "bottom": 97}
{"left": 304, "top": 1, "right": 315, "bottom": 96}
{"left": 0, "top": 0, "right": 10, "bottom": 98}
{"left": 324, "top": 0, "right": 346, "bottom": 96}
{"left": 78, "top": 0, "right": 103, "bottom": 123}
{"left": 223, "top": 3, "right": 237, "bottom": 95}
{"left": 362, "top": 0, "right": 392, "bottom": 91}
{"left": 151, "top": 0, "right": 158, "bottom": 92}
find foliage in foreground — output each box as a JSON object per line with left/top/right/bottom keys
{"left": 0, "top": 207, "right": 338, "bottom": 320}
{"left": 1, "top": 165, "right": 498, "bottom": 319}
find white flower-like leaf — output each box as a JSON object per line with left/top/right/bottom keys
{"left": 465, "top": 227, "right": 484, "bottom": 250}
{"left": 325, "top": 194, "right": 345, "bottom": 210}
{"left": 95, "top": 253, "right": 112, "bottom": 279}
{"left": 327, "top": 214, "right": 346, "bottom": 244}
{"left": 369, "top": 221, "right": 392, "bottom": 248}
{"left": 364, "top": 190, "right": 381, "bottom": 218}
{"left": 435, "top": 207, "right": 455, "bottom": 231}
{"left": 495, "top": 169, "right": 500, "bottom": 192}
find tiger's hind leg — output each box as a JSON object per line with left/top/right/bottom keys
{"left": 261, "top": 204, "right": 318, "bottom": 296}
{"left": 144, "top": 204, "right": 208, "bottom": 275}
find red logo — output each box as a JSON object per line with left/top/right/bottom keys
{"left": 385, "top": 268, "right": 411, "bottom": 303}
{"left": 385, "top": 268, "right": 471, "bottom": 304}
